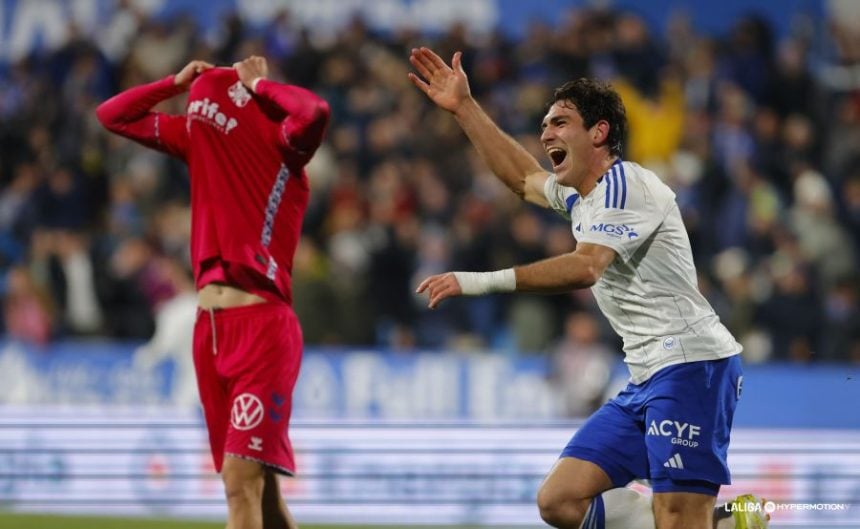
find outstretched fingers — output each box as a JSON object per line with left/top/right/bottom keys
{"left": 407, "top": 73, "right": 431, "bottom": 95}
{"left": 416, "top": 275, "right": 440, "bottom": 308}
{"left": 412, "top": 47, "right": 450, "bottom": 79}
{"left": 420, "top": 47, "right": 449, "bottom": 70}
{"left": 416, "top": 275, "right": 435, "bottom": 294}
{"left": 409, "top": 49, "right": 434, "bottom": 81}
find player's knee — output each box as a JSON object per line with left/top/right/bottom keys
{"left": 222, "top": 459, "right": 265, "bottom": 507}
{"left": 536, "top": 486, "right": 588, "bottom": 528}
{"left": 223, "top": 474, "right": 263, "bottom": 507}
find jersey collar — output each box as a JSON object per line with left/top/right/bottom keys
{"left": 596, "top": 158, "right": 623, "bottom": 184}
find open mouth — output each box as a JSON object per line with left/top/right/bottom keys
{"left": 548, "top": 147, "right": 567, "bottom": 168}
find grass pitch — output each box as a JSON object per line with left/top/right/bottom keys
{"left": 0, "top": 514, "right": 223, "bottom": 529}
{"left": 0, "top": 513, "right": 493, "bottom": 529}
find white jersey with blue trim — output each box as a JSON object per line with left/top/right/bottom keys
{"left": 544, "top": 160, "right": 741, "bottom": 383}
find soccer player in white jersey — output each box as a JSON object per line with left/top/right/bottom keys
{"left": 408, "top": 47, "right": 769, "bottom": 529}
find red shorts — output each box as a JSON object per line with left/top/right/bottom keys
{"left": 193, "top": 302, "right": 302, "bottom": 475}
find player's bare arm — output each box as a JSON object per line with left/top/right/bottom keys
{"left": 417, "top": 243, "right": 616, "bottom": 308}
{"left": 408, "top": 47, "right": 549, "bottom": 207}
{"left": 514, "top": 243, "right": 615, "bottom": 292}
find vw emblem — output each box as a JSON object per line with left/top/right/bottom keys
{"left": 231, "top": 393, "right": 264, "bottom": 430}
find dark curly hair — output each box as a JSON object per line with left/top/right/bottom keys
{"left": 549, "top": 79, "right": 627, "bottom": 157}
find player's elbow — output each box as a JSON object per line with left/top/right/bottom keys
{"left": 511, "top": 183, "right": 527, "bottom": 201}
{"left": 576, "top": 264, "right": 601, "bottom": 288}
{"left": 309, "top": 98, "right": 331, "bottom": 127}
{"left": 301, "top": 98, "right": 331, "bottom": 145}
{"left": 553, "top": 267, "right": 600, "bottom": 291}
{"left": 95, "top": 101, "right": 120, "bottom": 131}
{"left": 499, "top": 173, "right": 529, "bottom": 201}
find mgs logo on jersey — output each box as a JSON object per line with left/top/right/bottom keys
{"left": 647, "top": 419, "right": 701, "bottom": 448}
{"left": 590, "top": 223, "right": 639, "bottom": 239}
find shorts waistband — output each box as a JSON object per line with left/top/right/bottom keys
{"left": 197, "top": 301, "right": 292, "bottom": 321}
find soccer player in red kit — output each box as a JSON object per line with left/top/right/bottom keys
{"left": 97, "top": 56, "right": 330, "bottom": 529}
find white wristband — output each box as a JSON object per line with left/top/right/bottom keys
{"left": 250, "top": 77, "right": 263, "bottom": 92}
{"left": 453, "top": 269, "right": 516, "bottom": 296}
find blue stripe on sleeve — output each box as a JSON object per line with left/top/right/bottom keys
{"left": 604, "top": 174, "right": 612, "bottom": 208}
{"left": 619, "top": 162, "right": 627, "bottom": 209}
{"left": 565, "top": 193, "right": 579, "bottom": 213}
{"left": 611, "top": 167, "right": 620, "bottom": 208}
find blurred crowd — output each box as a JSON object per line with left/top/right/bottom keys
{"left": 1, "top": 2, "right": 859, "bottom": 376}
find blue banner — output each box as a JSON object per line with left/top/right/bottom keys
{"left": 0, "top": 340, "right": 562, "bottom": 419}
{"left": 0, "top": 340, "right": 175, "bottom": 405}
{"left": 1, "top": 340, "right": 858, "bottom": 428}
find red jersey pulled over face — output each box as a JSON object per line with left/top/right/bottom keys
{"left": 97, "top": 68, "right": 330, "bottom": 303}
{"left": 98, "top": 67, "right": 329, "bottom": 475}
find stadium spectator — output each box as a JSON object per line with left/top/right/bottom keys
{"left": 2, "top": 265, "right": 54, "bottom": 344}
{"left": 133, "top": 256, "right": 198, "bottom": 408}
{"left": 551, "top": 311, "right": 616, "bottom": 417}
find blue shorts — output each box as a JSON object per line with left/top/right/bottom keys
{"left": 561, "top": 355, "right": 743, "bottom": 496}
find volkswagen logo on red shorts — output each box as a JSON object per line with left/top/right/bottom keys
{"left": 231, "top": 393, "right": 264, "bottom": 430}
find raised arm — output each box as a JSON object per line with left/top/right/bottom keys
{"left": 234, "top": 56, "right": 330, "bottom": 158}
{"left": 96, "top": 60, "right": 213, "bottom": 158}
{"left": 408, "top": 47, "right": 549, "bottom": 207}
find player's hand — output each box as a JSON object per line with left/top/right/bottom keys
{"left": 408, "top": 47, "right": 471, "bottom": 114}
{"left": 416, "top": 272, "right": 463, "bottom": 309}
{"left": 234, "top": 55, "right": 269, "bottom": 93}
{"left": 174, "top": 60, "right": 214, "bottom": 90}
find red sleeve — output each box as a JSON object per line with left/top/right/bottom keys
{"left": 253, "top": 79, "right": 330, "bottom": 159}
{"left": 96, "top": 76, "right": 189, "bottom": 159}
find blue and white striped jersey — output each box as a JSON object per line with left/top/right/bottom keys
{"left": 544, "top": 160, "right": 741, "bottom": 383}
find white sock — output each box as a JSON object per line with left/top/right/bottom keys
{"left": 715, "top": 517, "right": 735, "bottom": 529}
{"left": 579, "top": 487, "right": 742, "bottom": 529}
{"left": 580, "top": 487, "right": 655, "bottom": 529}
